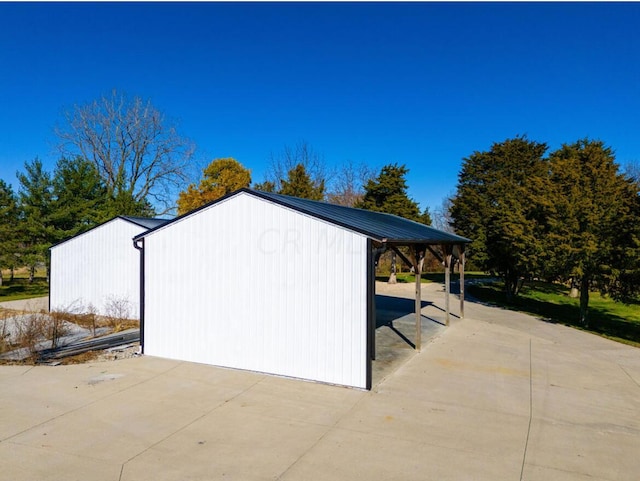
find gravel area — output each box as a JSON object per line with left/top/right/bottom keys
{"left": 95, "top": 343, "right": 141, "bottom": 362}
{"left": 1, "top": 296, "right": 140, "bottom": 364}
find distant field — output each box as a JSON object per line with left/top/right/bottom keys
{"left": 0, "top": 269, "right": 48, "bottom": 302}
{"left": 376, "top": 271, "right": 485, "bottom": 283}
{"left": 376, "top": 271, "right": 639, "bottom": 347}
{"left": 467, "top": 280, "right": 640, "bottom": 347}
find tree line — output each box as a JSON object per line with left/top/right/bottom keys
{"left": 1, "top": 90, "right": 194, "bottom": 284}
{"left": 2, "top": 90, "right": 638, "bottom": 329}
{"left": 1, "top": 91, "right": 428, "bottom": 285}
{"left": 0, "top": 154, "right": 162, "bottom": 285}
{"left": 177, "top": 145, "right": 430, "bottom": 224}
{"left": 1, "top": 153, "right": 425, "bottom": 284}
{"left": 450, "top": 136, "right": 640, "bottom": 325}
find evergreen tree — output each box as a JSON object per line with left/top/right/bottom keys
{"left": 106, "top": 190, "right": 156, "bottom": 218}
{"left": 419, "top": 207, "right": 432, "bottom": 226}
{"left": 547, "top": 139, "right": 639, "bottom": 325}
{"left": 279, "top": 163, "right": 325, "bottom": 200}
{"left": 605, "top": 183, "right": 640, "bottom": 304}
{"left": 355, "top": 163, "right": 425, "bottom": 284}
{"left": 17, "top": 159, "right": 55, "bottom": 281}
{"left": 177, "top": 158, "right": 251, "bottom": 215}
{"left": 0, "top": 180, "right": 19, "bottom": 286}
{"left": 450, "top": 136, "right": 551, "bottom": 300}
{"left": 253, "top": 180, "right": 276, "bottom": 193}
{"left": 51, "top": 157, "right": 110, "bottom": 243}
{"left": 355, "top": 164, "right": 422, "bottom": 221}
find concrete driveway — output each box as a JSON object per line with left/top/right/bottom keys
{"left": 0, "top": 296, "right": 49, "bottom": 312}
{"left": 1, "top": 282, "right": 639, "bottom": 480}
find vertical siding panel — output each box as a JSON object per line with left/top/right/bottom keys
{"left": 306, "top": 219, "right": 317, "bottom": 379}
{"left": 315, "top": 222, "right": 325, "bottom": 380}
{"left": 262, "top": 201, "right": 274, "bottom": 372}
{"left": 50, "top": 218, "right": 146, "bottom": 318}
{"left": 143, "top": 192, "right": 368, "bottom": 388}
{"left": 348, "top": 232, "right": 359, "bottom": 385}
{"left": 285, "top": 208, "right": 296, "bottom": 373}
{"left": 327, "top": 224, "right": 338, "bottom": 383}
{"left": 259, "top": 200, "right": 270, "bottom": 370}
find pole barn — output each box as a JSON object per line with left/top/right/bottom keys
{"left": 135, "top": 190, "right": 469, "bottom": 389}
{"left": 49, "top": 216, "right": 167, "bottom": 318}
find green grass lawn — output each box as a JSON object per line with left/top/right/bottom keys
{"left": 377, "top": 270, "right": 639, "bottom": 347}
{"left": 468, "top": 280, "right": 640, "bottom": 347}
{"left": 376, "top": 271, "right": 486, "bottom": 284}
{"left": 0, "top": 277, "right": 49, "bottom": 302}
{"left": 5, "top": 269, "right": 638, "bottom": 347}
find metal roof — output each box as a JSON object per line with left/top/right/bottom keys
{"left": 249, "top": 190, "right": 470, "bottom": 245}
{"left": 135, "top": 189, "right": 469, "bottom": 245}
{"left": 119, "top": 216, "right": 169, "bottom": 230}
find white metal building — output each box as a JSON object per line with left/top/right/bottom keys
{"left": 135, "top": 190, "right": 469, "bottom": 389}
{"left": 49, "top": 216, "right": 166, "bottom": 318}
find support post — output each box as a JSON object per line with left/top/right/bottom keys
{"left": 366, "top": 240, "right": 376, "bottom": 390}
{"left": 459, "top": 245, "right": 465, "bottom": 319}
{"left": 414, "top": 246, "right": 425, "bottom": 351}
{"left": 388, "top": 251, "right": 397, "bottom": 284}
{"left": 443, "top": 245, "right": 452, "bottom": 326}
{"left": 369, "top": 242, "right": 386, "bottom": 365}
{"left": 133, "top": 238, "right": 145, "bottom": 353}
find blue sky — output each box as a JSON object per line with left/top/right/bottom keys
{"left": 1, "top": 2, "right": 639, "bottom": 213}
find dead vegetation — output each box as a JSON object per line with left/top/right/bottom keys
{"left": 103, "top": 296, "right": 139, "bottom": 331}
{"left": 57, "top": 350, "right": 100, "bottom": 364}
{"left": 0, "top": 308, "right": 67, "bottom": 359}
{"left": 0, "top": 300, "right": 139, "bottom": 365}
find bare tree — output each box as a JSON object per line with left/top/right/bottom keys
{"left": 327, "top": 161, "right": 376, "bottom": 207}
{"left": 624, "top": 160, "right": 640, "bottom": 189}
{"left": 56, "top": 90, "right": 196, "bottom": 214}
{"left": 257, "top": 140, "right": 329, "bottom": 196}
{"left": 432, "top": 193, "right": 456, "bottom": 233}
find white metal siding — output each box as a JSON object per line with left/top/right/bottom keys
{"left": 50, "top": 219, "right": 145, "bottom": 318}
{"left": 144, "top": 192, "right": 369, "bottom": 388}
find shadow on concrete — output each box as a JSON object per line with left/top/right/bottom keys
{"left": 372, "top": 294, "right": 447, "bottom": 387}
{"left": 375, "top": 295, "right": 430, "bottom": 328}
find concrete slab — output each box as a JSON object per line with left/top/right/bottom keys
{"left": 523, "top": 464, "right": 614, "bottom": 481}
{"left": 1, "top": 282, "right": 638, "bottom": 480}
{"left": 121, "top": 403, "right": 330, "bottom": 481}
{"left": 0, "top": 442, "right": 120, "bottom": 481}
{"left": 0, "top": 358, "right": 188, "bottom": 442}
{"left": 7, "top": 362, "right": 265, "bottom": 464}
{"left": 524, "top": 418, "right": 640, "bottom": 480}
{"left": 226, "top": 375, "right": 364, "bottom": 426}
{"left": 278, "top": 427, "right": 522, "bottom": 481}
{"left": 372, "top": 284, "right": 449, "bottom": 385}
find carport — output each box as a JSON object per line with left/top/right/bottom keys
{"left": 263, "top": 194, "right": 471, "bottom": 364}
{"left": 236, "top": 193, "right": 472, "bottom": 383}
{"left": 134, "top": 189, "right": 470, "bottom": 389}
{"left": 365, "top": 227, "right": 469, "bottom": 361}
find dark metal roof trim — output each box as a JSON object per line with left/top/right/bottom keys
{"left": 119, "top": 216, "right": 170, "bottom": 230}
{"left": 50, "top": 216, "right": 169, "bottom": 249}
